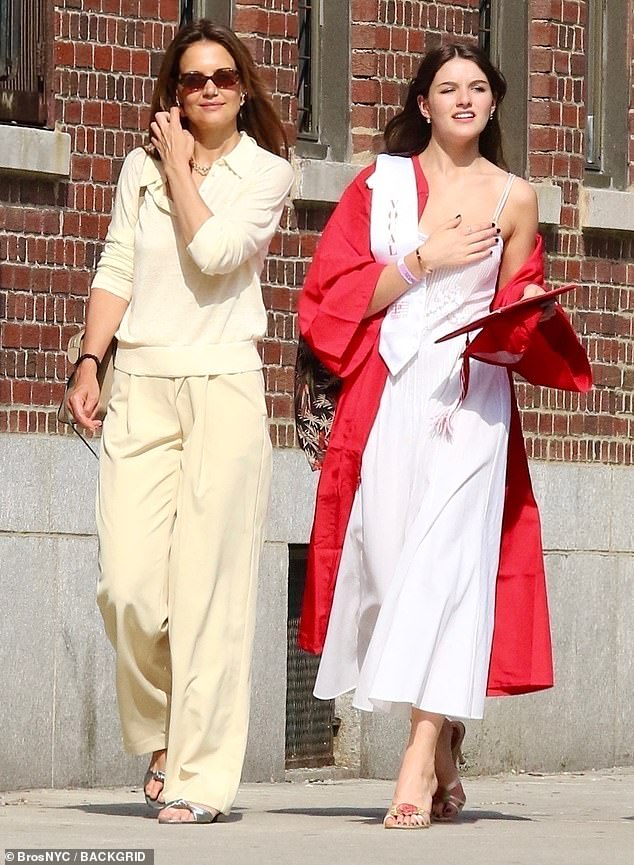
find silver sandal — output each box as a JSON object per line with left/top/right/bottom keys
{"left": 143, "top": 768, "right": 166, "bottom": 811}
{"left": 158, "top": 799, "right": 220, "bottom": 824}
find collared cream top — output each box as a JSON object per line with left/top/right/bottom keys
{"left": 91, "top": 133, "right": 295, "bottom": 376}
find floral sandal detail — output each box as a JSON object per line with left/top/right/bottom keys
{"left": 158, "top": 799, "right": 220, "bottom": 824}
{"left": 384, "top": 802, "right": 431, "bottom": 830}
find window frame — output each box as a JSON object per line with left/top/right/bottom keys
{"left": 584, "top": 0, "right": 628, "bottom": 189}
{"left": 485, "top": 0, "right": 529, "bottom": 178}
{"left": 0, "top": 0, "right": 51, "bottom": 128}
{"left": 478, "top": 0, "right": 493, "bottom": 56}
{"left": 181, "top": 0, "right": 232, "bottom": 27}
{"left": 295, "top": 0, "right": 350, "bottom": 163}
{"left": 297, "top": 0, "right": 320, "bottom": 145}
{"left": 585, "top": 0, "right": 604, "bottom": 172}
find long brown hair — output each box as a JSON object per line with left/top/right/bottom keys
{"left": 148, "top": 21, "right": 288, "bottom": 158}
{"left": 384, "top": 43, "right": 507, "bottom": 166}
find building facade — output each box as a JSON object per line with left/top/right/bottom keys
{"left": 1, "top": 0, "right": 633, "bottom": 788}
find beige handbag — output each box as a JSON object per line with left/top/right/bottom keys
{"left": 58, "top": 331, "right": 117, "bottom": 427}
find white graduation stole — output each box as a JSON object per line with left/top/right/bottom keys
{"left": 367, "top": 154, "right": 427, "bottom": 376}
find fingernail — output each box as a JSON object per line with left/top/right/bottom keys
{"left": 496, "top": 228, "right": 501, "bottom": 234}
{"left": 456, "top": 214, "right": 461, "bottom": 219}
{"left": 491, "top": 222, "right": 496, "bottom": 227}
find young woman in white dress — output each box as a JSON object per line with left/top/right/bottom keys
{"left": 309, "top": 44, "right": 548, "bottom": 829}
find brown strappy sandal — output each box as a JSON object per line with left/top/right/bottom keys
{"left": 433, "top": 720, "right": 467, "bottom": 822}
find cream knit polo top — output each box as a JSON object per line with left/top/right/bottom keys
{"left": 91, "top": 133, "right": 294, "bottom": 377}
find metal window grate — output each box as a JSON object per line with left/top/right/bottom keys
{"left": 297, "top": 0, "right": 317, "bottom": 138}
{"left": 0, "top": 0, "right": 46, "bottom": 125}
{"left": 180, "top": 0, "right": 194, "bottom": 27}
{"left": 478, "top": 0, "right": 493, "bottom": 56}
{"left": 285, "top": 544, "right": 334, "bottom": 768}
{"left": 0, "top": 0, "right": 16, "bottom": 79}
{"left": 585, "top": 0, "right": 604, "bottom": 171}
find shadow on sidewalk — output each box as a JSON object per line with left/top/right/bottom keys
{"left": 62, "top": 802, "right": 244, "bottom": 823}
{"left": 268, "top": 807, "right": 532, "bottom": 825}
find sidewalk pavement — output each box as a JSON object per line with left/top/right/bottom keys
{"left": 1, "top": 768, "right": 632, "bottom": 865}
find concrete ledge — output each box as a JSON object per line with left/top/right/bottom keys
{"left": 532, "top": 182, "right": 562, "bottom": 226}
{"left": 293, "top": 157, "right": 564, "bottom": 225}
{"left": 292, "top": 158, "right": 361, "bottom": 204}
{"left": 580, "top": 186, "right": 634, "bottom": 232}
{"left": 0, "top": 125, "right": 71, "bottom": 178}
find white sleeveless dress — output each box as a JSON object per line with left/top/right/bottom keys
{"left": 314, "top": 174, "right": 516, "bottom": 720}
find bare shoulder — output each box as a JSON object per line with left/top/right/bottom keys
{"left": 506, "top": 177, "right": 538, "bottom": 235}
{"left": 508, "top": 176, "right": 537, "bottom": 207}
{"left": 478, "top": 161, "right": 531, "bottom": 203}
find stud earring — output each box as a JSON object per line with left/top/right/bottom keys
{"left": 425, "top": 116, "right": 431, "bottom": 125}
{"left": 489, "top": 108, "right": 495, "bottom": 120}
{"left": 240, "top": 92, "right": 246, "bottom": 107}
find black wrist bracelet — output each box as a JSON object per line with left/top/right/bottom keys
{"left": 76, "top": 353, "right": 101, "bottom": 369}
{"left": 415, "top": 246, "right": 430, "bottom": 275}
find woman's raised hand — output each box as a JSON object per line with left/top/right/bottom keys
{"left": 150, "top": 107, "right": 195, "bottom": 173}
{"left": 522, "top": 281, "right": 557, "bottom": 321}
{"left": 418, "top": 216, "right": 499, "bottom": 273}
{"left": 521, "top": 283, "right": 546, "bottom": 299}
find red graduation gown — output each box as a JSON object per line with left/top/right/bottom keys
{"left": 297, "top": 159, "right": 592, "bottom": 696}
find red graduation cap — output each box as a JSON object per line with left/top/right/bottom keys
{"left": 432, "top": 283, "right": 591, "bottom": 415}
{"left": 435, "top": 284, "right": 576, "bottom": 362}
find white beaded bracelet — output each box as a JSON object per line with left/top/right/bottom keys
{"left": 397, "top": 256, "right": 418, "bottom": 286}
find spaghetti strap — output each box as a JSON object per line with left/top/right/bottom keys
{"left": 492, "top": 173, "right": 515, "bottom": 224}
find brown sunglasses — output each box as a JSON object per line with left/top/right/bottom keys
{"left": 177, "top": 69, "right": 241, "bottom": 90}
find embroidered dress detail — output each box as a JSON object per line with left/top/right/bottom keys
{"left": 427, "top": 174, "right": 516, "bottom": 440}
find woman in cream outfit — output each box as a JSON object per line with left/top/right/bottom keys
{"left": 68, "top": 21, "right": 293, "bottom": 824}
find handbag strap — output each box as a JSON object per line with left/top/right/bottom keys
{"left": 69, "top": 423, "right": 100, "bottom": 459}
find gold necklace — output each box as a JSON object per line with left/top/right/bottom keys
{"left": 190, "top": 159, "right": 212, "bottom": 176}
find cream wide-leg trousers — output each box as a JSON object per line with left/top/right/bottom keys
{"left": 96, "top": 369, "right": 272, "bottom": 814}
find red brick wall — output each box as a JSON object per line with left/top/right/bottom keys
{"left": 0, "top": 0, "right": 179, "bottom": 433}
{"left": 1, "top": 0, "right": 633, "bottom": 465}
{"left": 517, "top": 0, "right": 634, "bottom": 462}
{"left": 234, "top": 0, "right": 299, "bottom": 448}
